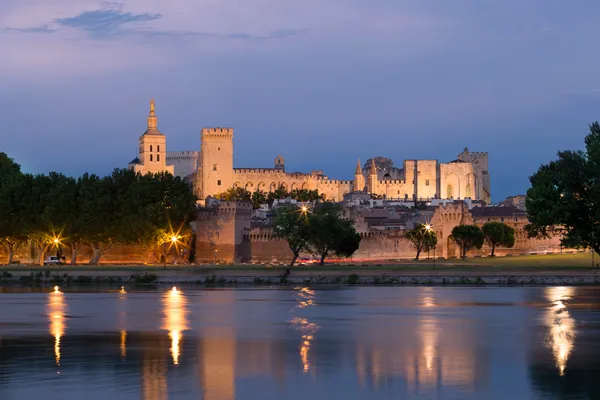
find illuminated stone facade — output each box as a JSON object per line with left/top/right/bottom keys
{"left": 126, "top": 100, "right": 490, "bottom": 203}
{"left": 194, "top": 129, "right": 491, "bottom": 203}
{"left": 127, "top": 99, "right": 175, "bottom": 176}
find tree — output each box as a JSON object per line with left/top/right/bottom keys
{"left": 306, "top": 203, "right": 361, "bottom": 265}
{"left": 405, "top": 223, "right": 438, "bottom": 260}
{"left": 0, "top": 153, "right": 24, "bottom": 264}
{"left": 526, "top": 122, "right": 600, "bottom": 253}
{"left": 272, "top": 205, "right": 311, "bottom": 266}
{"left": 451, "top": 225, "right": 484, "bottom": 259}
{"left": 216, "top": 187, "right": 252, "bottom": 203}
{"left": 482, "top": 221, "right": 515, "bottom": 256}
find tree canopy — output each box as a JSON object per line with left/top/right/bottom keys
{"left": 451, "top": 225, "right": 484, "bottom": 259}
{"left": 271, "top": 202, "right": 361, "bottom": 266}
{"left": 482, "top": 221, "right": 515, "bottom": 256}
{"left": 272, "top": 205, "right": 311, "bottom": 266}
{"left": 526, "top": 122, "right": 600, "bottom": 253}
{"left": 306, "top": 203, "right": 361, "bottom": 265}
{"left": 0, "top": 153, "right": 197, "bottom": 265}
{"left": 405, "top": 223, "right": 438, "bottom": 260}
{"left": 216, "top": 186, "right": 324, "bottom": 209}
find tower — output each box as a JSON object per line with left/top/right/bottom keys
{"left": 354, "top": 159, "right": 365, "bottom": 192}
{"left": 129, "top": 99, "right": 174, "bottom": 175}
{"left": 368, "top": 158, "right": 378, "bottom": 194}
{"left": 200, "top": 128, "right": 234, "bottom": 199}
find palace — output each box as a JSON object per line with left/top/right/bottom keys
{"left": 128, "top": 100, "right": 491, "bottom": 203}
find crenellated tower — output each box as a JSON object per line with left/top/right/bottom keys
{"left": 200, "top": 128, "right": 234, "bottom": 199}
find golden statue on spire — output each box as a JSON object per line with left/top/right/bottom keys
{"left": 147, "top": 98, "right": 158, "bottom": 129}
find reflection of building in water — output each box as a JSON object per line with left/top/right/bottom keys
{"left": 47, "top": 290, "right": 66, "bottom": 365}
{"left": 355, "top": 288, "right": 483, "bottom": 394}
{"left": 141, "top": 337, "right": 168, "bottom": 400}
{"left": 290, "top": 287, "right": 320, "bottom": 374}
{"left": 198, "top": 290, "right": 237, "bottom": 400}
{"left": 545, "top": 287, "right": 576, "bottom": 376}
{"left": 162, "top": 287, "right": 189, "bottom": 366}
{"left": 197, "top": 290, "right": 288, "bottom": 400}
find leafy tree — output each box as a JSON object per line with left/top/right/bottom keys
{"left": 272, "top": 205, "right": 311, "bottom": 266}
{"left": 216, "top": 187, "right": 252, "bottom": 203}
{"left": 526, "top": 122, "right": 600, "bottom": 253}
{"left": 451, "top": 225, "right": 484, "bottom": 259}
{"left": 482, "top": 221, "right": 515, "bottom": 256}
{"left": 306, "top": 203, "right": 361, "bottom": 265}
{"left": 289, "top": 189, "right": 324, "bottom": 202}
{"left": 405, "top": 223, "right": 438, "bottom": 260}
{"left": 0, "top": 153, "right": 25, "bottom": 263}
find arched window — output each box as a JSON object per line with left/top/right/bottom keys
{"left": 150, "top": 154, "right": 153, "bottom": 162}
{"left": 157, "top": 154, "right": 160, "bottom": 162}
{"left": 447, "top": 184, "right": 453, "bottom": 199}
{"left": 150, "top": 145, "right": 153, "bottom": 152}
{"left": 157, "top": 145, "right": 160, "bottom": 152}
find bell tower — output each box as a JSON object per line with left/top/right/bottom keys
{"left": 200, "top": 128, "right": 234, "bottom": 199}
{"left": 368, "top": 158, "right": 378, "bottom": 194}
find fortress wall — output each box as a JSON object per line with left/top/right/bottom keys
{"left": 440, "top": 163, "right": 476, "bottom": 200}
{"left": 0, "top": 243, "right": 162, "bottom": 265}
{"left": 416, "top": 160, "right": 438, "bottom": 199}
{"left": 372, "top": 181, "right": 411, "bottom": 199}
{"left": 233, "top": 170, "right": 312, "bottom": 192}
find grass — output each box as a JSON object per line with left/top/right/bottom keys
{"left": 0, "top": 253, "right": 596, "bottom": 275}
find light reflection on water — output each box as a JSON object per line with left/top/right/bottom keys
{"left": 0, "top": 286, "right": 597, "bottom": 399}
{"left": 545, "top": 287, "right": 576, "bottom": 376}
{"left": 162, "top": 287, "right": 189, "bottom": 366}
{"left": 47, "top": 288, "right": 65, "bottom": 366}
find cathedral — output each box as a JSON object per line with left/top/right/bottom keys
{"left": 128, "top": 100, "right": 491, "bottom": 203}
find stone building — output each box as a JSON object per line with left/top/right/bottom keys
{"left": 191, "top": 128, "right": 491, "bottom": 203}
{"left": 127, "top": 99, "right": 175, "bottom": 176}
{"left": 126, "top": 100, "right": 491, "bottom": 203}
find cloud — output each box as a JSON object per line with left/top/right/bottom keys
{"left": 54, "top": 4, "right": 161, "bottom": 38}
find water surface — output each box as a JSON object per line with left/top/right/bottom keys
{"left": 0, "top": 286, "right": 599, "bottom": 399}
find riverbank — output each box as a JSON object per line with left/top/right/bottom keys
{"left": 1, "top": 270, "right": 599, "bottom": 287}
{"left": 0, "top": 254, "right": 598, "bottom": 286}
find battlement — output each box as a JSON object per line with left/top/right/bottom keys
{"left": 197, "top": 201, "right": 252, "bottom": 219}
{"left": 315, "top": 177, "right": 352, "bottom": 185}
{"left": 201, "top": 127, "right": 234, "bottom": 139}
{"left": 380, "top": 179, "right": 407, "bottom": 185}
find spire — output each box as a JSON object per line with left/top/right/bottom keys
{"left": 370, "top": 158, "right": 377, "bottom": 175}
{"left": 355, "top": 159, "right": 362, "bottom": 175}
{"left": 147, "top": 98, "right": 158, "bottom": 130}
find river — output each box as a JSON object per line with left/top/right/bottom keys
{"left": 0, "top": 286, "right": 598, "bottom": 399}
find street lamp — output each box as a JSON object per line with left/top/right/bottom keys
{"left": 425, "top": 224, "right": 436, "bottom": 270}
{"left": 214, "top": 249, "right": 218, "bottom": 264}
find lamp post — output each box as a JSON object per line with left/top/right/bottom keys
{"left": 425, "top": 224, "right": 436, "bottom": 270}
{"left": 214, "top": 249, "right": 218, "bottom": 265}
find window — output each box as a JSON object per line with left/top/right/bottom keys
{"left": 213, "top": 164, "right": 217, "bottom": 171}
{"left": 218, "top": 147, "right": 221, "bottom": 151}
{"left": 217, "top": 180, "right": 222, "bottom": 186}
{"left": 157, "top": 145, "right": 160, "bottom": 152}
{"left": 157, "top": 154, "right": 160, "bottom": 162}
{"left": 150, "top": 154, "right": 153, "bottom": 162}
{"left": 501, "top": 217, "right": 505, "bottom": 222}
{"left": 150, "top": 145, "right": 153, "bottom": 152}
{"left": 425, "top": 180, "right": 430, "bottom": 186}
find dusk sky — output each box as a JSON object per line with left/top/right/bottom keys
{"left": 2, "top": 1, "right": 600, "bottom": 201}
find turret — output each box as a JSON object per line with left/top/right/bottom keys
{"left": 368, "top": 158, "right": 378, "bottom": 194}
{"left": 354, "top": 159, "right": 365, "bottom": 192}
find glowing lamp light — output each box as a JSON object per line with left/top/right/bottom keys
{"left": 301, "top": 206, "right": 308, "bottom": 212}
{"left": 53, "top": 286, "right": 60, "bottom": 293}
{"left": 425, "top": 224, "right": 432, "bottom": 232}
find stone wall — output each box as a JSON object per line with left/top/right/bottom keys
{"left": 0, "top": 243, "right": 161, "bottom": 265}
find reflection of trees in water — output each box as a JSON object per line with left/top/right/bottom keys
{"left": 529, "top": 287, "right": 600, "bottom": 399}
